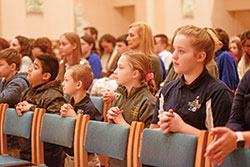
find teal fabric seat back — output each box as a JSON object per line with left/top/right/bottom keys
{"left": 90, "top": 96, "right": 103, "bottom": 113}
{"left": 0, "top": 155, "right": 30, "bottom": 166}
{"left": 40, "top": 113, "right": 76, "bottom": 148}
{"left": 4, "top": 108, "right": 33, "bottom": 139}
{"left": 215, "top": 148, "right": 250, "bottom": 167}
{"left": 84, "top": 120, "right": 130, "bottom": 160}
{"left": 140, "top": 129, "right": 198, "bottom": 167}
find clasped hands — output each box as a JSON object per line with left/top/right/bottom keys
{"left": 16, "top": 101, "right": 34, "bottom": 116}
{"left": 60, "top": 104, "right": 77, "bottom": 118}
{"left": 158, "top": 109, "right": 186, "bottom": 134}
{"left": 106, "top": 107, "right": 126, "bottom": 125}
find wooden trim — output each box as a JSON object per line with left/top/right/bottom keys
{"left": 133, "top": 122, "right": 144, "bottom": 167}
{"left": 74, "top": 114, "right": 83, "bottom": 167}
{"left": 34, "top": 108, "right": 46, "bottom": 165}
{"left": 31, "top": 108, "right": 39, "bottom": 163}
{"left": 204, "top": 133, "right": 214, "bottom": 167}
{"left": 127, "top": 121, "right": 137, "bottom": 167}
{"left": 79, "top": 114, "right": 90, "bottom": 167}
{"left": 103, "top": 102, "right": 112, "bottom": 122}
{"left": 195, "top": 130, "right": 208, "bottom": 167}
{"left": 0, "top": 103, "right": 8, "bottom": 155}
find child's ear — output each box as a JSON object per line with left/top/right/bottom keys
{"left": 10, "top": 63, "right": 17, "bottom": 71}
{"left": 72, "top": 43, "right": 77, "bottom": 50}
{"left": 197, "top": 51, "right": 206, "bottom": 63}
{"left": 76, "top": 80, "right": 84, "bottom": 89}
{"left": 42, "top": 72, "right": 51, "bottom": 81}
{"left": 132, "top": 70, "right": 140, "bottom": 79}
{"left": 90, "top": 43, "right": 94, "bottom": 50}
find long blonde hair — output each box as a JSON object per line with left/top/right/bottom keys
{"left": 128, "top": 22, "right": 156, "bottom": 57}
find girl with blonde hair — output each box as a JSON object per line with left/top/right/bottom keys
{"left": 107, "top": 51, "right": 156, "bottom": 166}
{"left": 150, "top": 25, "right": 233, "bottom": 137}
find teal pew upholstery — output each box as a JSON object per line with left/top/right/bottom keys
{"left": 215, "top": 148, "right": 250, "bottom": 167}
{"left": 84, "top": 120, "right": 130, "bottom": 160}
{"left": 40, "top": 113, "right": 76, "bottom": 148}
{"left": 140, "top": 129, "right": 198, "bottom": 167}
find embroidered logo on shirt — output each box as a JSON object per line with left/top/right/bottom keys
{"left": 188, "top": 96, "right": 201, "bottom": 112}
{"left": 77, "top": 109, "right": 84, "bottom": 114}
{"left": 131, "top": 104, "right": 139, "bottom": 118}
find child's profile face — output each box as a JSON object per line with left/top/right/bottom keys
{"left": 62, "top": 70, "right": 78, "bottom": 96}
{"left": 113, "top": 55, "right": 134, "bottom": 86}
{"left": 0, "top": 59, "right": 14, "bottom": 79}
{"left": 27, "top": 59, "right": 45, "bottom": 86}
{"left": 172, "top": 34, "right": 197, "bottom": 75}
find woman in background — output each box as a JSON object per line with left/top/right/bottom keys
{"left": 238, "top": 30, "right": 250, "bottom": 80}
{"left": 10, "top": 35, "right": 33, "bottom": 72}
{"left": 80, "top": 35, "right": 102, "bottom": 79}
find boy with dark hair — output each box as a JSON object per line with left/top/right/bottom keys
{"left": 60, "top": 64, "right": 103, "bottom": 167}
{"left": 215, "top": 28, "right": 239, "bottom": 91}
{"left": 0, "top": 48, "right": 30, "bottom": 107}
{"left": 109, "top": 34, "right": 129, "bottom": 73}
{"left": 83, "top": 26, "right": 98, "bottom": 41}
{"left": 154, "top": 34, "right": 173, "bottom": 72}
{"left": 16, "top": 54, "right": 67, "bottom": 167}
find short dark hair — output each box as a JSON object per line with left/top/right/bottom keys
{"left": 84, "top": 26, "right": 98, "bottom": 39}
{"left": 154, "top": 34, "right": 169, "bottom": 48}
{"left": 116, "top": 34, "right": 128, "bottom": 46}
{"left": 215, "top": 28, "right": 229, "bottom": 51}
{"left": 35, "top": 54, "right": 59, "bottom": 81}
{"left": 0, "top": 48, "right": 21, "bottom": 71}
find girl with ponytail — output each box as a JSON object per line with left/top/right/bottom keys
{"left": 151, "top": 25, "right": 234, "bottom": 137}
{"left": 107, "top": 50, "right": 156, "bottom": 126}
{"left": 106, "top": 50, "right": 156, "bottom": 166}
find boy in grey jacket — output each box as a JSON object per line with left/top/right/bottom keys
{"left": 0, "top": 48, "right": 30, "bottom": 107}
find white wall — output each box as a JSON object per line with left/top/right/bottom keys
{"left": 1, "top": 0, "right": 74, "bottom": 40}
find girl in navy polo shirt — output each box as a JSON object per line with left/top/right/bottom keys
{"left": 150, "top": 25, "right": 234, "bottom": 136}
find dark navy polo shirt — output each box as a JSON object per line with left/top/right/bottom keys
{"left": 151, "top": 69, "right": 234, "bottom": 130}
{"left": 70, "top": 94, "right": 103, "bottom": 121}
{"left": 226, "top": 69, "right": 250, "bottom": 131}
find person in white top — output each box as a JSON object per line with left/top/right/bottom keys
{"left": 154, "top": 34, "right": 173, "bottom": 71}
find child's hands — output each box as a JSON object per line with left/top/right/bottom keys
{"left": 60, "top": 104, "right": 77, "bottom": 118}
{"left": 16, "top": 101, "right": 34, "bottom": 116}
{"left": 107, "top": 107, "right": 122, "bottom": 120}
{"left": 106, "top": 107, "right": 127, "bottom": 124}
{"left": 158, "top": 109, "right": 185, "bottom": 134}
{"left": 102, "top": 89, "right": 115, "bottom": 103}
